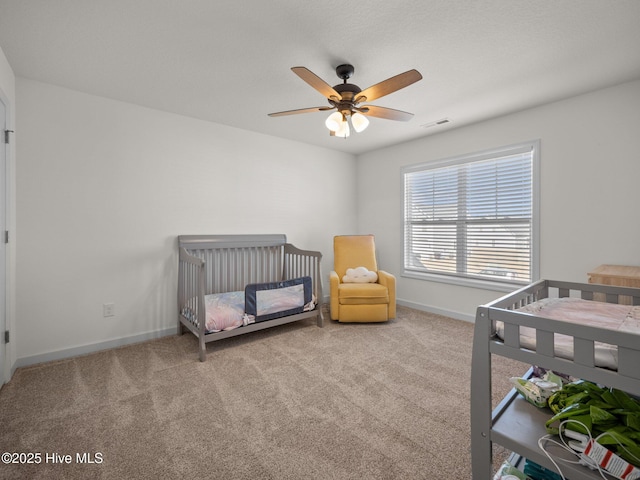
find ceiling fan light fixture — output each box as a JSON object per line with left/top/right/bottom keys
{"left": 325, "top": 111, "right": 343, "bottom": 132}
{"left": 351, "top": 112, "right": 369, "bottom": 133}
{"left": 334, "top": 115, "right": 350, "bottom": 138}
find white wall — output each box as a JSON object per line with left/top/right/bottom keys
{"left": 15, "top": 78, "right": 356, "bottom": 364}
{"left": 0, "top": 46, "right": 16, "bottom": 381}
{"left": 357, "top": 80, "right": 640, "bottom": 321}
{"left": 12, "top": 75, "right": 640, "bottom": 366}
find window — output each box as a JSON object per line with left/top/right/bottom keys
{"left": 402, "top": 141, "right": 539, "bottom": 288}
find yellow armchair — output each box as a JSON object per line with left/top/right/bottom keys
{"left": 329, "top": 235, "right": 396, "bottom": 322}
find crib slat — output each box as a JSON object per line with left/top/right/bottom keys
{"left": 503, "top": 323, "right": 520, "bottom": 348}
{"left": 581, "top": 290, "right": 594, "bottom": 301}
{"left": 536, "top": 330, "right": 554, "bottom": 357}
{"left": 618, "top": 347, "right": 640, "bottom": 381}
{"left": 573, "top": 337, "right": 595, "bottom": 367}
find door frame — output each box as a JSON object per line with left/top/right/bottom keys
{"left": 0, "top": 92, "right": 9, "bottom": 386}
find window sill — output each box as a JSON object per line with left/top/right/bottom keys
{"left": 402, "top": 269, "right": 528, "bottom": 293}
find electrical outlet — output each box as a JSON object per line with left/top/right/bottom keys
{"left": 103, "top": 303, "right": 115, "bottom": 317}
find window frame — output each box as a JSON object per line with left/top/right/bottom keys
{"left": 401, "top": 140, "right": 540, "bottom": 292}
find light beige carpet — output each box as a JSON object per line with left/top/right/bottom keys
{"left": 0, "top": 306, "right": 526, "bottom": 479}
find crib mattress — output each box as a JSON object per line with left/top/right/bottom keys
{"left": 202, "top": 278, "right": 314, "bottom": 333}
{"left": 495, "top": 297, "right": 640, "bottom": 370}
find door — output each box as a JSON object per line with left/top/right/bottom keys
{"left": 0, "top": 97, "right": 6, "bottom": 386}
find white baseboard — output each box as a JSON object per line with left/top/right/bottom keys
{"left": 323, "top": 294, "right": 475, "bottom": 323}
{"left": 14, "top": 327, "right": 177, "bottom": 370}
{"left": 10, "top": 302, "right": 471, "bottom": 372}
{"left": 396, "top": 299, "right": 475, "bottom": 323}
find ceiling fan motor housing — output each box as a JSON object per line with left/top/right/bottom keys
{"left": 333, "top": 83, "right": 361, "bottom": 99}
{"left": 330, "top": 87, "right": 362, "bottom": 115}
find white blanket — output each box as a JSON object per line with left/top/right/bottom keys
{"left": 202, "top": 291, "right": 246, "bottom": 333}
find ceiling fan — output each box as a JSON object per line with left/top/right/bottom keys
{"left": 268, "top": 64, "right": 422, "bottom": 138}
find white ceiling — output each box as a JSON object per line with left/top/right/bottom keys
{"left": 1, "top": 0, "right": 639, "bottom": 155}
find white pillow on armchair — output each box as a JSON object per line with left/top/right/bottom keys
{"left": 342, "top": 266, "right": 378, "bottom": 283}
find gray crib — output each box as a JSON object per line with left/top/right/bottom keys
{"left": 470, "top": 279, "right": 640, "bottom": 478}
{"left": 178, "top": 234, "right": 323, "bottom": 361}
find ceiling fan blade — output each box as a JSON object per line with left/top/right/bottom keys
{"left": 291, "top": 67, "right": 341, "bottom": 100}
{"left": 360, "top": 105, "right": 414, "bottom": 121}
{"left": 268, "top": 106, "right": 334, "bottom": 117}
{"left": 355, "top": 69, "right": 422, "bottom": 103}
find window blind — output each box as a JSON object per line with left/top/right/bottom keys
{"left": 403, "top": 143, "right": 536, "bottom": 285}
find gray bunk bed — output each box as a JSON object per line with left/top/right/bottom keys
{"left": 471, "top": 279, "right": 640, "bottom": 479}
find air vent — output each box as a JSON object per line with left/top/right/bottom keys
{"left": 420, "top": 118, "right": 451, "bottom": 129}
